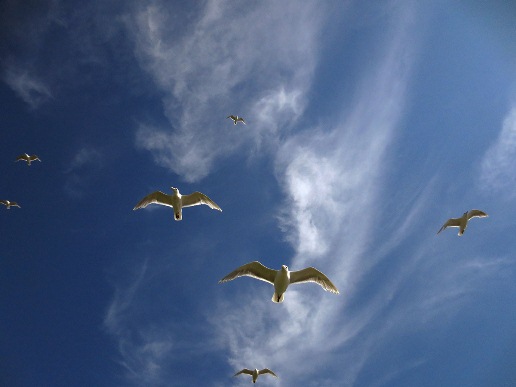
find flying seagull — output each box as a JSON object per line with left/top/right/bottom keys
{"left": 219, "top": 261, "right": 339, "bottom": 303}
{"left": 227, "top": 115, "right": 246, "bottom": 125}
{"left": 234, "top": 368, "right": 278, "bottom": 383}
{"left": 0, "top": 200, "right": 20, "bottom": 209}
{"left": 437, "top": 209, "right": 488, "bottom": 236}
{"left": 15, "top": 153, "right": 41, "bottom": 166}
{"left": 133, "top": 187, "right": 222, "bottom": 221}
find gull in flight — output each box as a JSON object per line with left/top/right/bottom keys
{"left": 219, "top": 261, "right": 339, "bottom": 303}
{"left": 15, "top": 153, "right": 41, "bottom": 166}
{"left": 437, "top": 209, "right": 488, "bottom": 236}
{"left": 0, "top": 200, "right": 20, "bottom": 209}
{"left": 227, "top": 115, "right": 246, "bottom": 125}
{"left": 133, "top": 187, "right": 222, "bottom": 221}
{"left": 234, "top": 368, "right": 278, "bottom": 383}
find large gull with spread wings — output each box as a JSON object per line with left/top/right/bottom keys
{"left": 227, "top": 115, "right": 246, "bottom": 125}
{"left": 219, "top": 261, "right": 339, "bottom": 303}
{"left": 15, "top": 153, "right": 41, "bottom": 166}
{"left": 437, "top": 209, "right": 488, "bottom": 236}
{"left": 0, "top": 200, "right": 20, "bottom": 209}
{"left": 234, "top": 368, "right": 277, "bottom": 383}
{"left": 133, "top": 187, "right": 222, "bottom": 221}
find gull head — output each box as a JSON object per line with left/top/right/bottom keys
{"left": 281, "top": 265, "right": 288, "bottom": 272}
{"left": 171, "top": 187, "right": 179, "bottom": 194}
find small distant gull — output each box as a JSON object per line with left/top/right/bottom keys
{"left": 227, "top": 115, "right": 246, "bottom": 125}
{"left": 0, "top": 200, "right": 20, "bottom": 209}
{"left": 234, "top": 368, "right": 278, "bottom": 383}
{"left": 437, "top": 209, "right": 488, "bottom": 236}
{"left": 15, "top": 153, "right": 41, "bottom": 166}
{"left": 133, "top": 187, "right": 222, "bottom": 221}
{"left": 219, "top": 261, "right": 339, "bottom": 303}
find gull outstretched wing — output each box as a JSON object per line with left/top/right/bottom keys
{"left": 437, "top": 217, "right": 461, "bottom": 234}
{"left": 181, "top": 192, "right": 222, "bottom": 211}
{"left": 467, "top": 209, "right": 488, "bottom": 220}
{"left": 290, "top": 267, "right": 339, "bottom": 294}
{"left": 259, "top": 369, "right": 278, "bottom": 377}
{"left": 219, "top": 261, "right": 276, "bottom": 284}
{"left": 234, "top": 369, "right": 254, "bottom": 376}
{"left": 133, "top": 191, "right": 173, "bottom": 210}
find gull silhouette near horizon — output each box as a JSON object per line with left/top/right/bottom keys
{"left": 227, "top": 115, "right": 246, "bottom": 125}
{"left": 219, "top": 261, "right": 339, "bottom": 303}
{"left": 0, "top": 200, "right": 20, "bottom": 209}
{"left": 15, "top": 153, "right": 41, "bottom": 166}
{"left": 234, "top": 368, "right": 278, "bottom": 383}
{"left": 437, "top": 209, "right": 488, "bottom": 236}
{"left": 133, "top": 187, "right": 222, "bottom": 221}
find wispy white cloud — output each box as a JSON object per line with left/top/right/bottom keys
{"left": 104, "top": 252, "right": 230, "bottom": 387}
{"left": 2, "top": 65, "right": 52, "bottom": 109}
{"left": 0, "top": 0, "right": 65, "bottom": 108}
{"left": 63, "top": 146, "right": 103, "bottom": 197}
{"left": 214, "top": 3, "right": 422, "bottom": 384}
{"left": 243, "top": 13, "right": 516, "bottom": 382}
{"left": 104, "top": 259, "right": 178, "bottom": 386}
{"left": 129, "top": 0, "right": 325, "bottom": 181}
{"left": 209, "top": 2, "right": 514, "bottom": 385}
{"left": 110, "top": 1, "right": 329, "bottom": 383}
{"left": 478, "top": 105, "right": 516, "bottom": 197}
{"left": 65, "top": 147, "right": 103, "bottom": 173}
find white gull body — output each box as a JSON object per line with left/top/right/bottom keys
{"left": 219, "top": 261, "right": 339, "bottom": 303}
{"left": 133, "top": 187, "right": 222, "bottom": 221}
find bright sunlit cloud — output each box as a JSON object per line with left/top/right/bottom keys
{"left": 130, "top": 0, "right": 324, "bottom": 181}
{"left": 216, "top": 3, "right": 421, "bottom": 385}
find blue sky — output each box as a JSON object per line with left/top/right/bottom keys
{"left": 1, "top": 1, "right": 515, "bottom": 386}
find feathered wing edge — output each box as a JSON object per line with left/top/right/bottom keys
{"left": 181, "top": 192, "right": 222, "bottom": 211}
{"left": 133, "top": 191, "right": 172, "bottom": 210}
{"left": 219, "top": 261, "right": 276, "bottom": 284}
{"left": 468, "top": 209, "right": 488, "bottom": 219}
{"left": 437, "top": 217, "right": 461, "bottom": 234}
{"left": 259, "top": 368, "right": 278, "bottom": 377}
{"left": 289, "top": 267, "right": 340, "bottom": 294}
{"left": 234, "top": 369, "right": 254, "bottom": 376}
